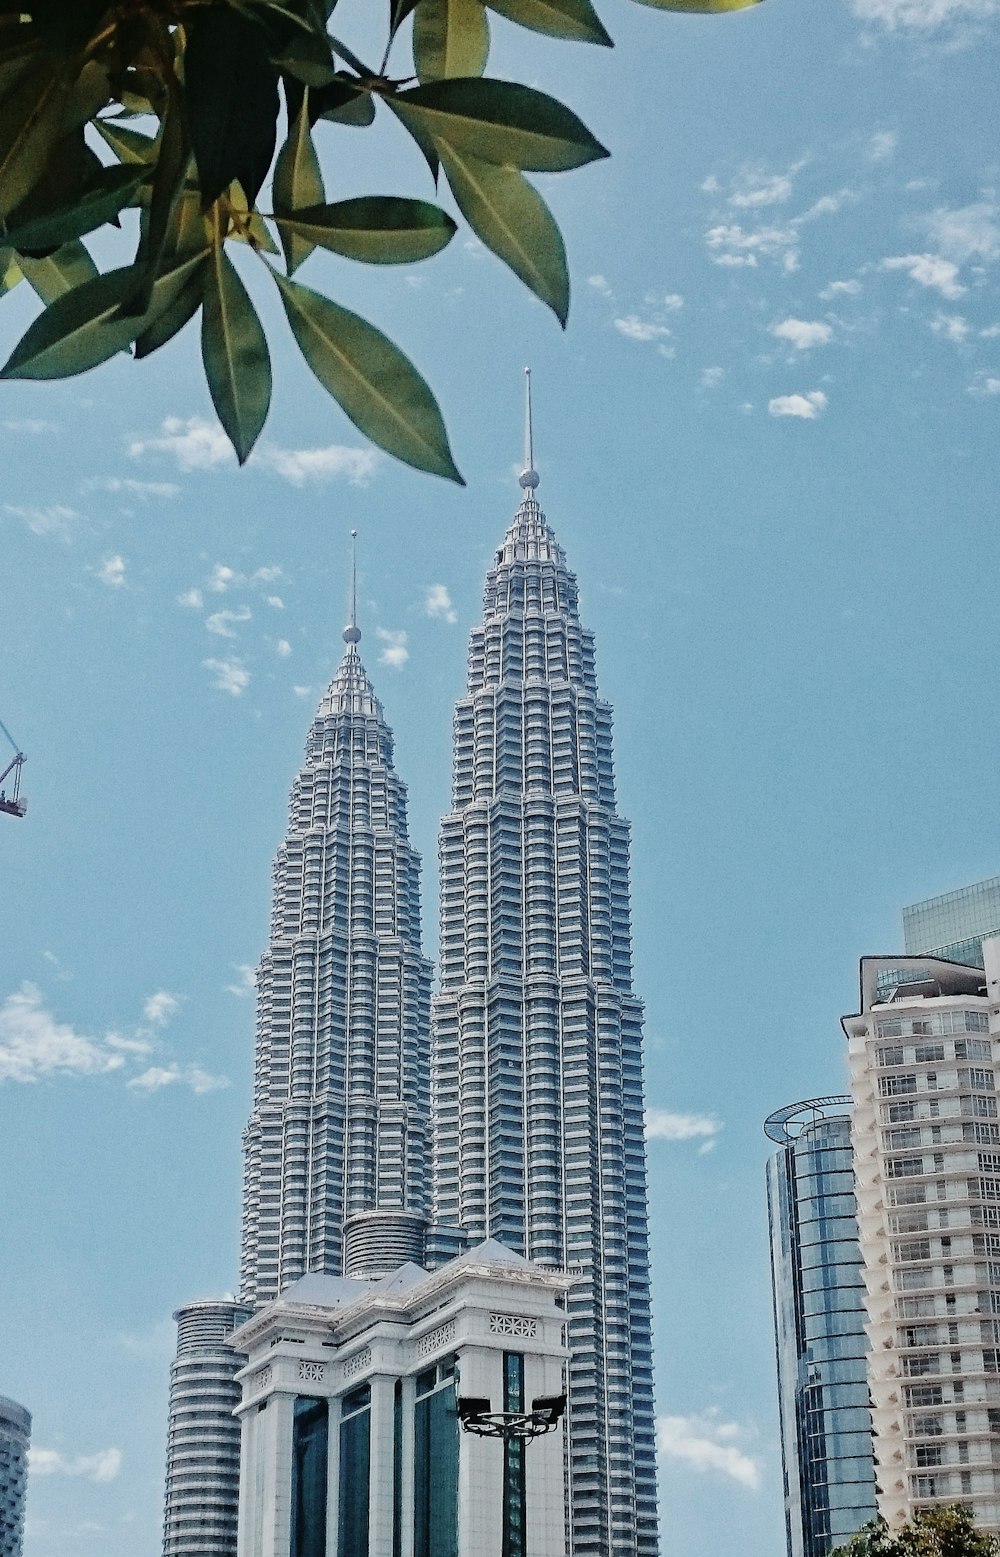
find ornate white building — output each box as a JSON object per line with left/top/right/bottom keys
{"left": 431, "top": 398, "right": 659, "bottom": 1555}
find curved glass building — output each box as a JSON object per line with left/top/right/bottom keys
{"left": 765, "top": 1097, "right": 878, "bottom": 1557}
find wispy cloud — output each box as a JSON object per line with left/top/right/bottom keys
{"left": 820, "top": 279, "right": 862, "bottom": 299}
{"left": 969, "top": 372, "right": 1000, "bottom": 396}
{"left": 868, "top": 130, "right": 898, "bottom": 162}
{"left": 29, "top": 1447, "right": 122, "bottom": 1483}
{"left": 255, "top": 444, "right": 378, "bottom": 486}
{"left": 83, "top": 477, "right": 179, "bottom": 500}
{"left": 3, "top": 503, "right": 80, "bottom": 537}
{"left": 656, "top": 1412, "right": 761, "bottom": 1490}
{"left": 275, "top": 638, "right": 292, "bottom": 657}
{"left": 128, "top": 1064, "right": 228, "bottom": 1095}
{"left": 226, "top": 964, "right": 256, "bottom": 997}
{"left": 728, "top": 172, "right": 795, "bottom": 209}
{"left": 587, "top": 274, "right": 613, "bottom": 297}
{"left": 705, "top": 222, "right": 798, "bottom": 272}
{"left": 645, "top": 1109, "right": 723, "bottom": 1145}
{"left": 930, "top": 311, "right": 970, "bottom": 343}
{"left": 3, "top": 417, "right": 55, "bottom": 434}
{"left": 853, "top": 0, "right": 999, "bottom": 31}
{"left": 178, "top": 588, "right": 203, "bottom": 609}
{"left": 95, "top": 554, "right": 126, "bottom": 588}
{"left": 700, "top": 367, "right": 724, "bottom": 389}
{"left": 202, "top": 657, "right": 250, "bottom": 696}
{"left": 377, "top": 628, "right": 409, "bottom": 669}
{"left": 881, "top": 253, "right": 965, "bottom": 298}
{"left": 926, "top": 200, "right": 1000, "bottom": 264}
{"left": 206, "top": 607, "right": 252, "bottom": 639}
{"left": 129, "top": 416, "right": 378, "bottom": 485}
{"left": 143, "top": 991, "right": 179, "bottom": 1027}
{"left": 614, "top": 314, "right": 672, "bottom": 344}
{"left": 771, "top": 318, "right": 833, "bottom": 350}
{"left": 0, "top": 985, "right": 126, "bottom": 1084}
{"left": 769, "top": 390, "right": 828, "bottom": 419}
{"left": 425, "top": 584, "right": 457, "bottom": 623}
{"left": 130, "top": 416, "right": 232, "bottom": 471}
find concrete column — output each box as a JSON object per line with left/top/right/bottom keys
{"left": 262, "top": 1392, "right": 295, "bottom": 1557}
{"left": 456, "top": 1347, "right": 504, "bottom": 1557}
{"left": 523, "top": 1354, "right": 566, "bottom": 1557}
{"left": 368, "top": 1376, "right": 397, "bottom": 1557}
{"left": 235, "top": 1405, "right": 256, "bottom": 1557}
{"left": 398, "top": 1374, "right": 417, "bottom": 1557}
{"left": 325, "top": 1398, "right": 340, "bottom": 1557}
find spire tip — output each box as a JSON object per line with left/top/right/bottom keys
{"left": 343, "top": 530, "right": 361, "bottom": 645}
{"left": 519, "top": 366, "right": 539, "bottom": 492}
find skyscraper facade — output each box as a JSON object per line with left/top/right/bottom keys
{"left": 765, "top": 1097, "right": 878, "bottom": 1557}
{"left": 431, "top": 415, "right": 658, "bottom": 1555}
{"left": 0, "top": 1396, "right": 30, "bottom": 1557}
{"left": 844, "top": 942, "right": 1000, "bottom": 1531}
{"left": 904, "top": 876, "right": 1000, "bottom": 970}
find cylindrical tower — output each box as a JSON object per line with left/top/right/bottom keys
{"left": 765, "top": 1097, "right": 878, "bottom": 1557}
{"left": 0, "top": 1395, "right": 30, "bottom": 1557}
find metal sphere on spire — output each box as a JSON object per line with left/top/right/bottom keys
{"left": 519, "top": 365, "right": 540, "bottom": 490}
{"left": 343, "top": 528, "right": 361, "bottom": 644}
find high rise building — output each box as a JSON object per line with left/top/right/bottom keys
{"left": 163, "top": 557, "right": 433, "bottom": 1556}
{"left": 0, "top": 1396, "right": 30, "bottom": 1557}
{"left": 765, "top": 1097, "right": 878, "bottom": 1557}
{"left": 904, "top": 876, "right": 1000, "bottom": 970}
{"left": 844, "top": 939, "right": 1000, "bottom": 1531}
{"left": 431, "top": 385, "right": 659, "bottom": 1555}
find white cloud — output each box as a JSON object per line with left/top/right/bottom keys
{"left": 29, "top": 1447, "right": 122, "bottom": 1483}
{"left": 425, "top": 584, "right": 457, "bottom": 623}
{"left": 3, "top": 418, "right": 55, "bottom": 433}
{"left": 202, "top": 657, "right": 250, "bottom": 696}
{"left": 969, "top": 372, "right": 1000, "bottom": 396}
{"left": 771, "top": 318, "right": 834, "bottom": 350}
{"left": 0, "top": 985, "right": 125, "bottom": 1084}
{"left": 705, "top": 222, "right": 798, "bottom": 271}
{"left": 84, "top": 477, "right": 179, "bottom": 500}
{"left": 206, "top": 607, "right": 252, "bottom": 639}
{"left": 645, "top": 1109, "right": 723, "bottom": 1143}
{"left": 659, "top": 293, "right": 684, "bottom": 312}
{"left": 768, "top": 390, "right": 828, "bottom": 419}
{"left": 3, "top": 503, "right": 80, "bottom": 537}
{"left": 177, "top": 588, "right": 203, "bottom": 609}
{"left": 128, "top": 1064, "right": 229, "bottom": 1095}
{"left": 980, "top": 324, "right": 1000, "bottom": 338}
{"left": 927, "top": 200, "right": 1000, "bottom": 264}
{"left": 293, "top": 685, "right": 312, "bottom": 699}
{"left": 95, "top": 554, "right": 126, "bottom": 588}
{"left": 275, "top": 638, "right": 292, "bottom": 658}
{"left": 656, "top": 1413, "right": 761, "bottom": 1490}
{"left": 881, "top": 253, "right": 965, "bottom": 298}
{"left": 208, "top": 564, "right": 238, "bottom": 593}
{"left": 728, "top": 172, "right": 793, "bottom": 209}
{"left": 820, "top": 279, "right": 862, "bottom": 298}
{"left": 930, "top": 312, "right": 970, "bottom": 343}
{"left": 377, "top": 629, "right": 409, "bottom": 669}
{"left": 614, "top": 315, "right": 671, "bottom": 343}
{"left": 713, "top": 252, "right": 757, "bottom": 268}
{"left": 143, "top": 991, "right": 179, "bottom": 1027}
{"left": 587, "top": 274, "right": 612, "bottom": 296}
{"left": 266, "top": 594, "right": 285, "bottom": 609}
{"left": 130, "top": 416, "right": 232, "bottom": 471}
{"left": 869, "top": 130, "right": 898, "bottom": 162}
{"left": 254, "top": 445, "right": 378, "bottom": 487}
{"left": 226, "top": 964, "right": 256, "bottom": 997}
{"left": 700, "top": 367, "right": 724, "bottom": 389}
{"left": 853, "top": 0, "right": 999, "bottom": 30}
{"left": 252, "top": 566, "right": 282, "bottom": 584}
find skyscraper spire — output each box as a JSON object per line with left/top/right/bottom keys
{"left": 343, "top": 527, "right": 361, "bottom": 646}
{"left": 519, "top": 365, "right": 539, "bottom": 492}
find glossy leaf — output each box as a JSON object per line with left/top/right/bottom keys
{"left": 185, "top": 6, "right": 280, "bottom": 204}
{"left": 439, "top": 145, "right": 567, "bottom": 322}
{"left": 134, "top": 266, "right": 206, "bottom": 360}
{"left": 1, "top": 252, "right": 208, "bottom": 380}
{"left": 19, "top": 239, "right": 98, "bottom": 304}
{"left": 3, "top": 164, "right": 146, "bottom": 254}
{"left": 413, "top": 0, "right": 490, "bottom": 82}
{"left": 391, "top": 0, "right": 423, "bottom": 37}
{"left": 275, "top": 197, "right": 456, "bottom": 264}
{"left": 273, "top": 96, "right": 325, "bottom": 274}
{"left": 0, "top": 58, "right": 73, "bottom": 222}
{"left": 0, "top": 248, "right": 22, "bottom": 297}
{"left": 202, "top": 241, "right": 272, "bottom": 463}
{"left": 273, "top": 29, "right": 339, "bottom": 87}
{"left": 94, "top": 120, "right": 158, "bottom": 165}
{"left": 388, "top": 78, "right": 609, "bottom": 171}
{"left": 274, "top": 270, "right": 463, "bottom": 482}
{"left": 311, "top": 77, "right": 376, "bottom": 125}
{"left": 487, "top": 0, "right": 611, "bottom": 44}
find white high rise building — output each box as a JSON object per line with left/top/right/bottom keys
{"left": 431, "top": 386, "right": 659, "bottom": 1555}
{"left": 0, "top": 1396, "right": 30, "bottom": 1557}
{"left": 844, "top": 939, "right": 1000, "bottom": 1532}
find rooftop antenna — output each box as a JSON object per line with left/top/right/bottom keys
{"left": 519, "top": 366, "right": 539, "bottom": 493}
{"left": 343, "top": 528, "right": 361, "bottom": 646}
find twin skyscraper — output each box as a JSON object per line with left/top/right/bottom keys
{"left": 163, "top": 385, "right": 658, "bottom": 1557}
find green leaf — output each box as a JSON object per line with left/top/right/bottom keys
{"left": 631, "top": 0, "right": 761, "bottom": 8}
{"left": 19, "top": 239, "right": 98, "bottom": 303}
{"left": 0, "top": 57, "right": 74, "bottom": 222}
{"left": 487, "top": 0, "right": 610, "bottom": 44}
{"left": 201, "top": 241, "right": 272, "bottom": 463}
{"left": 390, "top": 0, "right": 422, "bottom": 38}
{"left": 1, "top": 251, "right": 209, "bottom": 380}
{"left": 272, "top": 95, "right": 325, "bottom": 273}
{"left": 413, "top": 0, "right": 490, "bottom": 81}
{"left": 388, "top": 78, "right": 609, "bottom": 171}
{"left": 274, "top": 197, "right": 456, "bottom": 264}
{"left": 94, "top": 119, "right": 158, "bottom": 165}
{"left": 273, "top": 269, "right": 463, "bottom": 482}
{"left": 135, "top": 265, "right": 206, "bottom": 360}
{"left": 438, "top": 144, "right": 567, "bottom": 322}
{"left": 185, "top": 6, "right": 279, "bottom": 204}
{"left": 311, "top": 77, "right": 376, "bottom": 125}
{"left": 0, "top": 247, "right": 22, "bottom": 297}
{"left": 273, "top": 28, "right": 339, "bottom": 87}
{"left": 3, "top": 163, "right": 146, "bottom": 254}
{"left": 327, "top": 34, "right": 375, "bottom": 75}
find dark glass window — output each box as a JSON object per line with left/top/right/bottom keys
{"left": 291, "top": 1398, "right": 328, "bottom": 1557}
{"left": 414, "top": 1371, "right": 458, "bottom": 1557}
{"left": 503, "top": 1353, "right": 526, "bottom": 1557}
{"left": 338, "top": 1387, "right": 371, "bottom": 1557}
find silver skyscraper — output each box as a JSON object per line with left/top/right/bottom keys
{"left": 431, "top": 381, "right": 659, "bottom": 1555}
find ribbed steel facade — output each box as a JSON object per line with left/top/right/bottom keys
{"left": 162, "top": 1302, "right": 251, "bottom": 1557}
{"left": 431, "top": 482, "right": 659, "bottom": 1555}
{"left": 0, "top": 1396, "right": 30, "bottom": 1557}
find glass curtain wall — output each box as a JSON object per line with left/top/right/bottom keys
{"left": 413, "top": 1361, "right": 459, "bottom": 1557}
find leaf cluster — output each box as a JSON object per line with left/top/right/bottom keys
{"left": 830, "top": 1508, "right": 1000, "bottom": 1557}
{"left": 0, "top": 0, "right": 762, "bottom": 480}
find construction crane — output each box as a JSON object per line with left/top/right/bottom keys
{"left": 0, "top": 717, "right": 26, "bottom": 818}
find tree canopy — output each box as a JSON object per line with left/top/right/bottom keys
{"left": 0, "top": 0, "right": 761, "bottom": 480}
{"left": 830, "top": 1508, "right": 1000, "bottom": 1557}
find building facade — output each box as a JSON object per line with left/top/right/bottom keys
{"left": 431, "top": 436, "right": 658, "bottom": 1554}
{"left": 231, "top": 1240, "right": 570, "bottom": 1557}
{"left": 765, "top": 1098, "right": 878, "bottom": 1557}
{"left": 0, "top": 1396, "right": 30, "bottom": 1557}
{"left": 844, "top": 940, "right": 1000, "bottom": 1530}
{"left": 904, "top": 876, "right": 1000, "bottom": 970}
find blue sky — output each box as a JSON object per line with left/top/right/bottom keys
{"left": 2, "top": 0, "right": 1000, "bottom": 1551}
